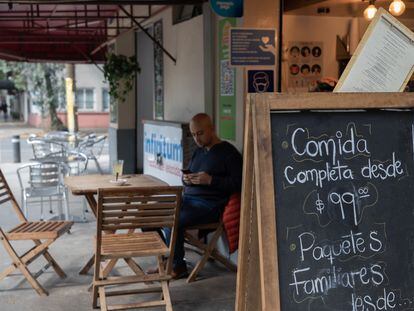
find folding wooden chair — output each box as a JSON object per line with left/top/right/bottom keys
{"left": 0, "top": 169, "right": 73, "bottom": 296}
{"left": 92, "top": 186, "right": 182, "bottom": 311}
{"left": 184, "top": 194, "right": 240, "bottom": 283}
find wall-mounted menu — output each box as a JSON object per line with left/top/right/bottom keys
{"left": 271, "top": 110, "right": 414, "bottom": 310}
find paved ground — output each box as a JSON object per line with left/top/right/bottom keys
{"left": 0, "top": 122, "right": 236, "bottom": 311}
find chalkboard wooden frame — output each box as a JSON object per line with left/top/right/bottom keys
{"left": 235, "top": 93, "right": 414, "bottom": 311}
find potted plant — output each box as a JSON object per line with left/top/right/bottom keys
{"left": 103, "top": 53, "right": 141, "bottom": 103}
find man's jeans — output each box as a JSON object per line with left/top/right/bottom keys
{"left": 164, "top": 195, "right": 228, "bottom": 269}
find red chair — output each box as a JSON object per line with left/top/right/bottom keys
{"left": 184, "top": 193, "right": 240, "bottom": 283}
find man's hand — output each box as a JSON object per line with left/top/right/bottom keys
{"left": 182, "top": 174, "right": 192, "bottom": 185}
{"left": 188, "top": 172, "right": 212, "bottom": 185}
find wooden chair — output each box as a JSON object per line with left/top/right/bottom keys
{"left": 92, "top": 186, "right": 182, "bottom": 311}
{"left": 184, "top": 194, "right": 240, "bottom": 283}
{"left": 0, "top": 169, "right": 73, "bottom": 296}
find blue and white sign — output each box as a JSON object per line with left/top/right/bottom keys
{"left": 211, "top": 0, "right": 243, "bottom": 17}
{"left": 230, "top": 28, "right": 276, "bottom": 66}
{"left": 248, "top": 70, "right": 274, "bottom": 93}
{"left": 143, "top": 123, "right": 183, "bottom": 185}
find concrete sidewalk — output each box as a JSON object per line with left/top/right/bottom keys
{"left": 0, "top": 121, "right": 44, "bottom": 139}
{"left": 0, "top": 161, "right": 236, "bottom": 311}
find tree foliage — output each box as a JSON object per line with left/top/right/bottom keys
{"left": 0, "top": 61, "right": 66, "bottom": 130}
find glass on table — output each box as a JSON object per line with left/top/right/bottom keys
{"left": 112, "top": 160, "right": 124, "bottom": 178}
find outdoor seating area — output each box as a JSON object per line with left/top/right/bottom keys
{"left": 4, "top": 0, "right": 414, "bottom": 310}
{"left": 0, "top": 143, "right": 237, "bottom": 311}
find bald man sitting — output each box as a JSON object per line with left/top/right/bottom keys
{"left": 162, "top": 113, "right": 243, "bottom": 279}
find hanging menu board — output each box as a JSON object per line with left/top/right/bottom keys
{"left": 335, "top": 8, "right": 414, "bottom": 92}
{"left": 236, "top": 93, "right": 414, "bottom": 311}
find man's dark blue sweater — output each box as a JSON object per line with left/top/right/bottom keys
{"left": 184, "top": 141, "right": 243, "bottom": 204}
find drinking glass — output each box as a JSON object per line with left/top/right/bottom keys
{"left": 112, "top": 160, "right": 124, "bottom": 177}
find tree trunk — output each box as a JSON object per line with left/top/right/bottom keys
{"left": 44, "top": 66, "right": 66, "bottom": 131}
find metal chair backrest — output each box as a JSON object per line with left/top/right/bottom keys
{"left": 28, "top": 162, "right": 62, "bottom": 189}
{"left": 78, "top": 135, "right": 106, "bottom": 159}
{"left": 96, "top": 186, "right": 182, "bottom": 233}
{"left": 28, "top": 137, "right": 66, "bottom": 159}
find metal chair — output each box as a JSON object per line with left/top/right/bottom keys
{"left": 27, "top": 135, "right": 66, "bottom": 160}
{"left": 65, "top": 151, "right": 89, "bottom": 176}
{"left": 78, "top": 134, "right": 107, "bottom": 174}
{"left": 17, "top": 162, "right": 70, "bottom": 221}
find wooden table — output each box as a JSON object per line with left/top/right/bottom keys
{"left": 65, "top": 174, "right": 168, "bottom": 275}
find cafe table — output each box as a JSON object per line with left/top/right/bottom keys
{"left": 64, "top": 174, "right": 169, "bottom": 275}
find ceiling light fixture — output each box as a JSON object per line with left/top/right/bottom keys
{"left": 364, "top": 0, "right": 378, "bottom": 20}
{"left": 389, "top": 0, "right": 406, "bottom": 16}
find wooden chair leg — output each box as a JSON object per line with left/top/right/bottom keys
{"left": 0, "top": 264, "right": 17, "bottom": 281}
{"left": 19, "top": 263, "right": 49, "bottom": 296}
{"left": 42, "top": 250, "right": 67, "bottom": 279}
{"left": 157, "top": 255, "right": 165, "bottom": 300}
{"left": 210, "top": 249, "right": 237, "bottom": 272}
{"left": 80, "top": 255, "right": 95, "bottom": 275}
{"left": 102, "top": 259, "right": 118, "bottom": 277}
{"left": 161, "top": 281, "right": 173, "bottom": 311}
{"left": 93, "top": 238, "right": 102, "bottom": 309}
{"left": 124, "top": 258, "right": 145, "bottom": 276}
{"left": 99, "top": 287, "right": 108, "bottom": 311}
{"left": 92, "top": 285, "right": 99, "bottom": 309}
{"left": 0, "top": 234, "right": 49, "bottom": 296}
{"left": 187, "top": 226, "right": 224, "bottom": 283}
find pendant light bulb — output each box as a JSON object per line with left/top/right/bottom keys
{"left": 389, "top": 0, "right": 406, "bottom": 16}
{"left": 364, "top": 2, "right": 378, "bottom": 21}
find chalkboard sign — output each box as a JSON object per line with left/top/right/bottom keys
{"left": 236, "top": 93, "right": 414, "bottom": 311}
{"left": 272, "top": 110, "right": 414, "bottom": 310}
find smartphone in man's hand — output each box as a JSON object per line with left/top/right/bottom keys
{"left": 181, "top": 169, "right": 191, "bottom": 174}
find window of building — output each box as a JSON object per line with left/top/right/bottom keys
{"left": 102, "top": 88, "right": 110, "bottom": 112}
{"left": 76, "top": 88, "right": 95, "bottom": 110}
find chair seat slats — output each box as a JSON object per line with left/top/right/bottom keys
{"left": 102, "top": 210, "right": 175, "bottom": 217}
{"left": 102, "top": 216, "right": 174, "bottom": 225}
{"left": 102, "top": 203, "right": 177, "bottom": 211}
{"left": 101, "top": 232, "right": 169, "bottom": 259}
{"left": 102, "top": 223, "right": 173, "bottom": 231}
{"left": 7, "top": 221, "right": 73, "bottom": 240}
{"left": 103, "top": 195, "right": 177, "bottom": 204}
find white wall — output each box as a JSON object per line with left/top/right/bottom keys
{"left": 75, "top": 64, "right": 108, "bottom": 112}
{"left": 283, "top": 15, "right": 354, "bottom": 82}
{"left": 138, "top": 8, "right": 206, "bottom": 123}
{"left": 164, "top": 15, "right": 205, "bottom": 122}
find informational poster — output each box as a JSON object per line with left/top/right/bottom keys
{"left": 335, "top": 8, "right": 414, "bottom": 92}
{"left": 219, "top": 18, "right": 236, "bottom": 141}
{"left": 287, "top": 41, "right": 323, "bottom": 91}
{"left": 230, "top": 28, "right": 276, "bottom": 66}
{"left": 248, "top": 70, "right": 274, "bottom": 93}
{"left": 153, "top": 20, "right": 164, "bottom": 120}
